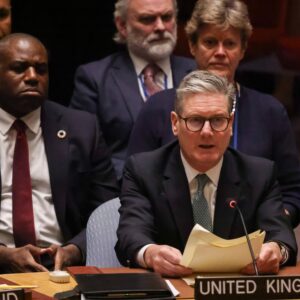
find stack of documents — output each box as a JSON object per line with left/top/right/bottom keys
{"left": 180, "top": 224, "right": 265, "bottom": 273}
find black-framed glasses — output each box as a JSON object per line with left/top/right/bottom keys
{"left": 178, "top": 114, "right": 231, "bottom": 132}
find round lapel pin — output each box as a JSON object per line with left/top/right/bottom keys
{"left": 57, "top": 130, "right": 67, "bottom": 139}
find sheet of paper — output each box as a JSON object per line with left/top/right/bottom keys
{"left": 165, "top": 280, "right": 180, "bottom": 296}
{"left": 180, "top": 224, "right": 265, "bottom": 273}
{"left": 182, "top": 273, "right": 242, "bottom": 286}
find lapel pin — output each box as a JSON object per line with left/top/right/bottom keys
{"left": 57, "top": 130, "right": 67, "bottom": 139}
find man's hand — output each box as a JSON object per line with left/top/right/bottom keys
{"left": 241, "top": 242, "right": 282, "bottom": 275}
{"left": 47, "top": 244, "right": 82, "bottom": 270}
{"left": 144, "top": 244, "right": 193, "bottom": 277}
{"left": 0, "top": 245, "right": 49, "bottom": 273}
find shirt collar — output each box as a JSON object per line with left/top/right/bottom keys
{"left": 0, "top": 107, "right": 41, "bottom": 136}
{"left": 128, "top": 50, "right": 171, "bottom": 77}
{"left": 180, "top": 151, "right": 223, "bottom": 187}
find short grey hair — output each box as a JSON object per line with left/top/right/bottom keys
{"left": 113, "top": 0, "right": 178, "bottom": 44}
{"left": 175, "top": 70, "right": 235, "bottom": 114}
{"left": 185, "top": 0, "right": 252, "bottom": 49}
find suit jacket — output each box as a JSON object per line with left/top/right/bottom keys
{"left": 8, "top": 101, "right": 120, "bottom": 260}
{"left": 127, "top": 86, "right": 300, "bottom": 226}
{"left": 69, "top": 50, "right": 196, "bottom": 178}
{"left": 116, "top": 141, "right": 297, "bottom": 267}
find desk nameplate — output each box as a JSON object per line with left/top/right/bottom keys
{"left": 0, "top": 288, "right": 25, "bottom": 300}
{"left": 195, "top": 275, "right": 300, "bottom": 300}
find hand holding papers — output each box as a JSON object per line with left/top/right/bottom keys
{"left": 180, "top": 224, "right": 265, "bottom": 273}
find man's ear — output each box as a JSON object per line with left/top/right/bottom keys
{"left": 115, "top": 17, "right": 128, "bottom": 39}
{"left": 188, "top": 40, "right": 196, "bottom": 57}
{"left": 229, "top": 113, "right": 235, "bottom": 136}
{"left": 171, "top": 111, "right": 179, "bottom": 136}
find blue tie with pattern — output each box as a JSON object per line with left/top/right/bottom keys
{"left": 192, "top": 174, "right": 213, "bottom": 231}
{"left": 142, "top": 64, "right": 162, "bottom": 98}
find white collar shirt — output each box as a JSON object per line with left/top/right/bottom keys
{"left": 180, "top": 152, "right": 223, "bottom": 224}
{"left": 0, "top": 107, "right": 64, "bottom": 247}
{"left": 129, "top": 50, "right": 173, "bottom": 101}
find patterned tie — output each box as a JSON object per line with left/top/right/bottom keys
{"left": 12, "top": 120, "right": 36, "bottom": 247}
{"left": 142, "top": 64, "right": 163, "bottom": 98}
{"left": 192, "top": 174, "right": 213, "bottom": 231}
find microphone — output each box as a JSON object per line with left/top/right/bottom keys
{"left": 227, "top": 199, "right": 259, "bottom": 276}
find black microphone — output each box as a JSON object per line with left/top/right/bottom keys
{"left": 227, "top": 199, "right": 259, "bottom": 276}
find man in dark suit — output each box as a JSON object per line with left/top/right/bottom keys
{"left": 116, "top": 71, "right": 297, "bottom": 277}
{"left": 69, "top": 0, "right": 196, "bottom": 179}
{"left": 0, "top": 33, "right": 119, "bottom": 273}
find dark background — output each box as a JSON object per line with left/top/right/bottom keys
{"left": 11, "top": 1, "right": 118, "bottom": 105}
{"left": 10, "top": 0, "right": 300, "bottom": 121}
{"left": 11, "top": 1, "right": 197, "bottom": 106}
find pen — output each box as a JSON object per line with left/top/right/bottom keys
{"left": 0, "top": 284, "right": 38, "bottom": 290}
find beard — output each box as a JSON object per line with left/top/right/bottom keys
{"left": 126, "top": 25, "right": 177, "bottom": 61}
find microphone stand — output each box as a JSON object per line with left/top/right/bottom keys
{"left": 234, "top": 204, "right": 259, "bottom": 276}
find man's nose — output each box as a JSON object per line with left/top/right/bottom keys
{"left": 200, "top": 120, "right": 214, "bottom": 135}
{"left": 24, "top": 67, "right": 38, "bottom": 83}
{"left": 154, "top": 17, "right": 166, "bottom": 31}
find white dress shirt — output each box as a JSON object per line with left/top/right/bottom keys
{"left": 180, "top": 152, "right": 223, "bottom": 223}
{"left": 129, "top": 51, "right": 173, "bottom": 101}
{"left": 136, "top": 152, "right": 223, "bottom": 267}
{"left": 0, "top": 107, "right": 64, "bottom": 248}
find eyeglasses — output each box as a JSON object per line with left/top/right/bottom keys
{"left": 178, "top": 115, "right": 231, "bottom": 132}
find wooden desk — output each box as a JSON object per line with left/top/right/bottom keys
{"left": 0, "top": 271, "right": 77, "bottom": 300}
{"left": 0, "top": 266, "right": 193, "bottom": 300}
{"left": 0, "top": 264, "right": 299, "bottom": 300}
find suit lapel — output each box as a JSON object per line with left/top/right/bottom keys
{"left": 163, "top": 145, "right": 195, "bottom": 247}
{"left": 111, "top": 52, "right": 144, "bottom": 121}
{"left": 171, "top": 56, "right": 195, "bottom": 87}
{"left": 213, "top": 150, "right": 244, "bottom": 238}
{"left": 41, "top": 102, "right": 69, "bottom": 230}
{"left": 110, "top": 54, "right": 194, "bottom": 122}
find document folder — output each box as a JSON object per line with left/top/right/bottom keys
{"left": 181, "top": 225, "right": 265, "bottom": 273}
{"left": 75, "top": 273, "right": 175, "bottom": 299}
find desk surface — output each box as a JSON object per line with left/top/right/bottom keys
{"left": 0, "top": 266, "right": 194, "bottom": 300}
{"left": 0, "top": 271, "right": 77, "bottom": 299}
{"left": 0, "top": 264, "right": 300, "bottom": 300}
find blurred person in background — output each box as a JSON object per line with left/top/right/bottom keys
{"left": 70, "top": 0, "right": 195, "bottom": 179}
{"left": 0, "top": 0, "right": 11, "bottom": 39}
